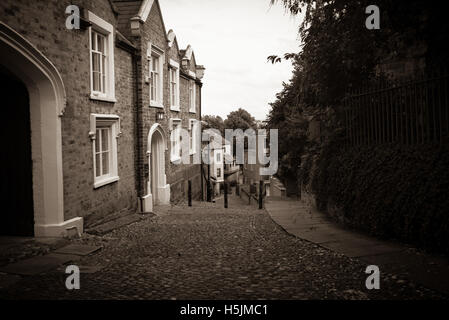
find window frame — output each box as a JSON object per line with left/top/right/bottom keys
{"left": 95, "top": 126, "right": 112, "bottom": 179}
{"left": 90, "top": 31, "right": 107, "bottom": 95}
{"left": 189, "top": 80, "right": 196, "bottom": 113}
{"left": 88, "top": 11, "right": 116, "bottom": 103}
{"left": 169, "top": 59, "right": 180, "bottom": 111}
{"left": 189, "top": 119, "right": 199, "bottom": 155}
{"left": 170, "top": 118, "right": 182, "bottom": 163}
{"left": 89, "top": 114, "right": 121, "bottom": 188}
{"left": 147, "top": 43, "right": 164, "bottom": 108}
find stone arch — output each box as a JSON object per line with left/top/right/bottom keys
{"left": 147, "top": 123, "right": 168, "bottom": 153}
{"left": 142, "top": 123, "right": 170, "bottom": 212}
{"left": 0, "top": 22, "right": 83, "bottom": 236}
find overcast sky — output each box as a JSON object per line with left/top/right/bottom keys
{"left": 159, "top": 0, "right": 302, "bottom": 121}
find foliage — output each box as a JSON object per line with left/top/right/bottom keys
{"left": 267, "top": 0, "right": 449, "bottom": 188}
{"left": 266, "top": 0, "right": 449, "bottom": 255}
{"left": 223, "top": 108, "right": 257, "bottom": 131}
{"left": 269, "top": 0, "right": 449, "bottom": 110}
{"left": 202, "top": 115, "right": 225, "bottom": 135}
{"left": 312, "top": 141, "right": 449, "bottom": 255}
{"left": 204, "top": 109, "right": 257, "bottom": 135}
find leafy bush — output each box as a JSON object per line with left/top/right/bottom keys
{"left": 312, "top": 140, "right": 449, "bottom": 255}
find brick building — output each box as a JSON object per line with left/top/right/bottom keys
{"left": 0, "top": 0, "right": 204, "bottom": 237}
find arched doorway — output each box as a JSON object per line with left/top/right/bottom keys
{"left": 142, "top": 124, "right": 170, "bottom": 212}
{"left": 0, "top": 69, "right": 34, "bottom": 236}
{"left": 0, "top": 22, "right": 83, "bottom": 236}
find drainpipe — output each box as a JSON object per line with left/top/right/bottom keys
{"left": 133, "top": 50, "right": 144, "bottom": 213}
{"left": 199, "top": 82, "right": 204, "bottom": 201}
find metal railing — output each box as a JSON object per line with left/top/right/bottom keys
{"left": 343, "top": 70, "right": 449, "bottom": 146}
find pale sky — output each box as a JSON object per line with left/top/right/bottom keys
{"left": 159, "top": 0, "right": 302, "bottom": 121}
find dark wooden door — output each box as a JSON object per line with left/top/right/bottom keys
{"left": 0, "top": 71, "right": 34, "bottom": 236}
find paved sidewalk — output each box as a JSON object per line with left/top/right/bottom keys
{"left": 265, "top": 197, "right": 449, "bottom": 295}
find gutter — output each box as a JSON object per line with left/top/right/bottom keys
{"left": 196, "top": 72, "right": 205, "bottom": 201}
{"left": 132, "top": 49, "right": 144, "bottom": 213}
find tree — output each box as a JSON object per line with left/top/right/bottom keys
{"left": 266, "top": 0, "right": 449, "bottom": 186}
{"left": 224, "top": 108, "right": 256, "bottom": 131}
{"left": 202, "top": 115, "right": 225, "bottom": 135}
{"left": 269, "top": 0, "right": 449, "bottom": 108}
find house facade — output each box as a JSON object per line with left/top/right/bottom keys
{"left": 0, "top": 0, "right": 204, "bottom": 237}
{"left": 202, "top": 129, "right": 236, "bottom": 195}
{"left": 112, "top": 0, "right": 204, "bottom": 212}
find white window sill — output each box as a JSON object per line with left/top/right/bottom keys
{"left": 170, "top": 156, "right": 181, "bottom": 164}
{"left": 170, "top": 106, "right": 180, "bottom": 112}
{"left": 150, "top": 101, "right": 164, "bottom": 109}
{"left": 189, "top": 150, "right": 197, "bottom": 156}
{"left": 189, "top": 110, "right": 196, "bottom": 114}
{"left": 94, "top": 175, "right": 120, "bottom": 189}
{"left": 90, "top": 94, "right": 117, "bottom": 103}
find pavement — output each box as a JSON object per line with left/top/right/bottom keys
{"left": 0, "top": 195, "right": 447, "bottom": 299}
{"left": 0, "top": 237, "right": 102, "bottom": 289}
{"left": 265, "top": 197, "right": 449, "bottom": 295}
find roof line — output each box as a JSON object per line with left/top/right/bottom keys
{"left": 136, "top": 0, "right": 154, "bottom": 22}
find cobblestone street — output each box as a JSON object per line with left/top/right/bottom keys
{"left": 0, "top": 195, "right": 446, "bottom": 300}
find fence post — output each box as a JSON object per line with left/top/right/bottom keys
{"left": 259, "top": 180, "right": 263, "bottom": 209}
{"left": 224, "top": 183, "right": 228, "bottom": 209}
{"left": 188, "top": 180, "right": 192, "bottom": 207}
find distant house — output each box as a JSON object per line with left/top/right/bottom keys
{"left": 202, "top": 130, "right": 238, "bottom": 195}
{"left": 242, "top": 132, "right": 271, "bottom": 197}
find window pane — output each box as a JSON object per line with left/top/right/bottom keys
{"left": 152, "top": 56, "right": 158, "bottom": 72}
{"left": 91, "top": 31, "right": 97, "bottom": 51}
{"left": 101, "top": 129, "right": 109, "bottom": 152}
{"left": 190, "top": 82, "right": 194, "bottom": 109}
{"left": 95, "top": 153, "right": 101, "bottom": 177}
{"left": 102, "top": 55, "right": 107, "bottom": 93}
{"left": 156, "top": 73, "right": 160, "bottom": 100}
{"left": 95, "top": 129, "right": 100, "bottom": 152}
{"left": 150, "top": 74, "right": 155, "bottom": 101}
{"left": 93, "top": 72, "right": 100, "bottom": 92}
{"left": 92, "top": 52, "right": 100, "bottom": 72}
{"left": 102, "top": 151, "right": 109, "bottom": 175}
{"left": 92, "top": 52, "right": 100, "bottom": 92}
{"left": 102, "top": 74, "right": 106, "bottom": 93}
{"left": 97, "top": 34, "right": 105, "bottom": 53}
{"left": 102, "top": 55, "right": 107, "bottom": 73}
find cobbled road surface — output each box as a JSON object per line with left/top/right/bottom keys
{"left": 0, "top": 195, "right": 446, "bottom": 300}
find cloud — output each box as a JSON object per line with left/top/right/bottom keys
{"left": 159, "top": 0, "right": 302, "bottom": 120}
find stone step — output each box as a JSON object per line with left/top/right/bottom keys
{"left": 86, "top": 208, "right": 131, "bottom": 229}
{"left": 0, "top": 253, "right": 80, "bottom": 276}
{"left": 86, "top": 213, "right": 143, "bottom": 236}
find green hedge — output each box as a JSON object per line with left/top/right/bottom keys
{"left": 312, "top": 139, "right": 449, "bottom": 255}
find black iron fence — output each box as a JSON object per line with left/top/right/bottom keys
{"left": 343, "top": 70, "right": 449, "bottom": 146}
